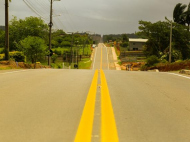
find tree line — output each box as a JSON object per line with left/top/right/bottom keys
{"left": 137, "top": 2, "right": 190, "bottom": 64}
{"left": 0, "top": 16, "right": 93, "bottom": 64}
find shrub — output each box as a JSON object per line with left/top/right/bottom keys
{"left": 160, "top": 59, "right": 168, "bottom": 63}
{"left": 61, "top": 41, "right": 71, "bottom": 47}
{"left": 51, "top": 54, "right": 58, "bottom": 63}
{"left": 140, "top": 65, "right": 148, "bottom": 71}
{"left": 50, "top": 63, "right": 57, "bottom": 68}
{"left": 146, "top": 55, "right": 160, "bottom": 67}
{"left": 121, "top": 42, "right": 129, "bottom": 47}
{"left": 57, "top": 63, "right": 63, "bottom": 69}
{"left": 50, "top": 63, "right": 62, "bottom": 69}
{"left": 0, "top": 54, "right": 4, "bottom": 60}
{"left": 54, "top": 49, "right": 62, "bottom": 55}
{"left": 9, "top": 52, "right": 25, "bottom": 62}
{"left": 0, "top": 48, "right": 4, "bottom": 54}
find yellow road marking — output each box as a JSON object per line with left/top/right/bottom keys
{"left": 74, "top": 70, "right": 98, "bottom": 142}
{"left": 75, "top": 45, "right": 119, "bottom": 142}
{"left": 100, "top": 69, "right": 119, "bottom": 142}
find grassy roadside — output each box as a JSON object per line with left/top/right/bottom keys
{"left": 0, "top": 45, "right": 93, "bottom": 70}
{"left": 78, "top": 58, "right": 92, "bottom": 69}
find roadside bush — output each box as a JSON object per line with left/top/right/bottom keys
{"left": 0, "top": 54, "right": 4, "bottom": 61}
{"left": 146, "top": 55, "right": 160, "bottom": 67}
{"left": 9, "top": 52, "right": 25, "bottom": 62}
{"left": 50, "top": 63, "right": 62, "bottom": 69}
{"left": 160, "top": 59, "right": 168, "bottom": 63}
{"left": 0, "top": 48, "right": 4, "bottom": 54}
{"left": 140, "top": 64, "right": 148, "bottom": 71}
{"left": 61, "top": 41, "right": 71, "bottom": 47}
{"left": 120, "top": 42, "right": 129, "bottom": 47}
{"left": 54, "top": 49, "right": 62, "bottom": 55}
{"left": 57, "top": 63, "right": 63, "bottom": 69}
{"left": 51, "top": 54, "right": 58, "bottom": 63}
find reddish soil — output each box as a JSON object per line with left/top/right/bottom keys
{"left": 0, "top": 61, "right": 50, "bottom": 69}
{"left": 121, "top": 62, "right": 145, "bottom": 71}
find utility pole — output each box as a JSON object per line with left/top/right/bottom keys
{"left": 48, "top": 0, "right": 53, "bottom": 66}
{"left": 70, "top": 33, "right": 73, "bottom": 68}
{"left": 76, "top": 41, "right": 79, "bottom": 69}
{"left": 165, "top": 17, "right": 172, "bottom": 63}
{"left": 83, "top": 37, "right": 85, "bottom": 55}
{"left": 5, "top": 0, "right": 9, "bottom": 60}
{"left": 169, "top": 22, "right": 172, "bottom": 63}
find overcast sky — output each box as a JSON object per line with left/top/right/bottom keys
{"left": 0, "top": 0, "right": 189, "bottom": 35}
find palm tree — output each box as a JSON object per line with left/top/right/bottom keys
{"left": 173, "top": 3, "right": 187, "bottom": 25}
{"left": 184, "top": 3, "right": 190, "bottom": 31}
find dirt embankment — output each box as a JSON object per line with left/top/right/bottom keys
{"left": 121, "top": 62, "right": 145, "bottom": 71}
{"left": 147, "top": 61, "right": 190, "bottom": 72}
{"left": 0, "top": 61, "right": 50, "bottom": 69}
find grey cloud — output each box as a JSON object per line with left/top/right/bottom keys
{"left": 0, "top": 0, "right": 190, "bottom": 34}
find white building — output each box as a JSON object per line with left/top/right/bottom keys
{"left": 129, "top": 38, "right": 148, "bottom": 51}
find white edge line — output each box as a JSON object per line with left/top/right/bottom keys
{"left": 0, "top": 70, "right": 27, "bottom": 75}
{"left": 167, "top": 73, "right": 190, "bottom": 80}
{"left": 106, "top": 46, "right": 109, "bottom": 70}
{"left": 92, "top": 47, "right": 97, "bottom": 70}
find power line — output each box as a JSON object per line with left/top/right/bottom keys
{"left": 23, "top": 0, "right": 48, "bottom": 21}
{"left": 22, "top": 0, "right": 78, "bottom": 32}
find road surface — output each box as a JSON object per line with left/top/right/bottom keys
{"left": 0, "top": 43, "right": 190, "bottom": 142}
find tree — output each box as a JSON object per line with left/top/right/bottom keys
{"left": 121, "top": 34, "right": 129, "bottom": 47}
{"left": 172, "top": 24, "right": 190, "bottom": 59}
{"left": 185, "top": 3, "right": 190, "bottom": 31}
{"left": 173, "top": 3, "right": 187, "bottom": 25}
{"left": 146, "top": 55, "right": 160, "bottom": 67}
{"left": 51, "top": 54, "right": 58, "bottom": 63}
{"left": 122, "top": 34, "right": 129, "bottom": 42}
{"left": 173, "top": 3, "right": 190, "bottom": 31}
{"left": 19, "top": 36, "right": 48, "bottom": 65}
{"left": 9, "top": 16, "right": 48, "bottom": 51}
{"left": 0, "top": 29, "right": 5, "bottom": 48}
{"left": 51, "top": 29, "right": 72, "bottom": 48}
{"left": 137, "top": 20, "right": 170, "bottom": 57}
{"left": 137, "top": 20, "right": 190, "bottom": 60}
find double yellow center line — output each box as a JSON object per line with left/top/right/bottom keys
{"left": 74, "top": 46, "right": 119, "bottom": 142}
{"left": 74, "top": 70, "right": 98, "bottom": 142}
{"left": 100, "top": 69, "right": 119, "bottom": 142}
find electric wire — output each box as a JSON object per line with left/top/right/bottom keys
{"left": 23, "top": 0, "right": 48, "bottom": 21}
{"left": 26, "top": 0, "right": 47, "bottom": 17}
{"left": 33, "top": 0, "right": 49, "bottom": 16}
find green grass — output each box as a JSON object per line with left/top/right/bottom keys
{"left": 0, "top": 67, "right": 12, "bottom": 70}
{"left": 114, "top": 46, "right": 120, "bottom": 57}
{"left": 52, "top": 47, "right": 70, "bottom": 55}
{"left": 117, "top": 61, "right": 122, "bottom": 65}
{"left": 78, "top": 57, "right": 92, "bottom": 69}
{"left": 0, "top": 45, "right": 92, "bottom": 69}
{"left": 75, "top": 44, "right": 92, "bottom": 56}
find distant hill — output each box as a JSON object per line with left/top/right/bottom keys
{"left": 0, "top": 26, "right": 5, "bottom": 31}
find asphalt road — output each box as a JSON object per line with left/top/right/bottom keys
{"left": 1, "top": 43, "right": 190, "bottom": 142}
{"left": 105, "top": 71, "right": 190, "bottom": 142}
{"left": 0, "top": 69, "right": 95, "bottom": 142}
